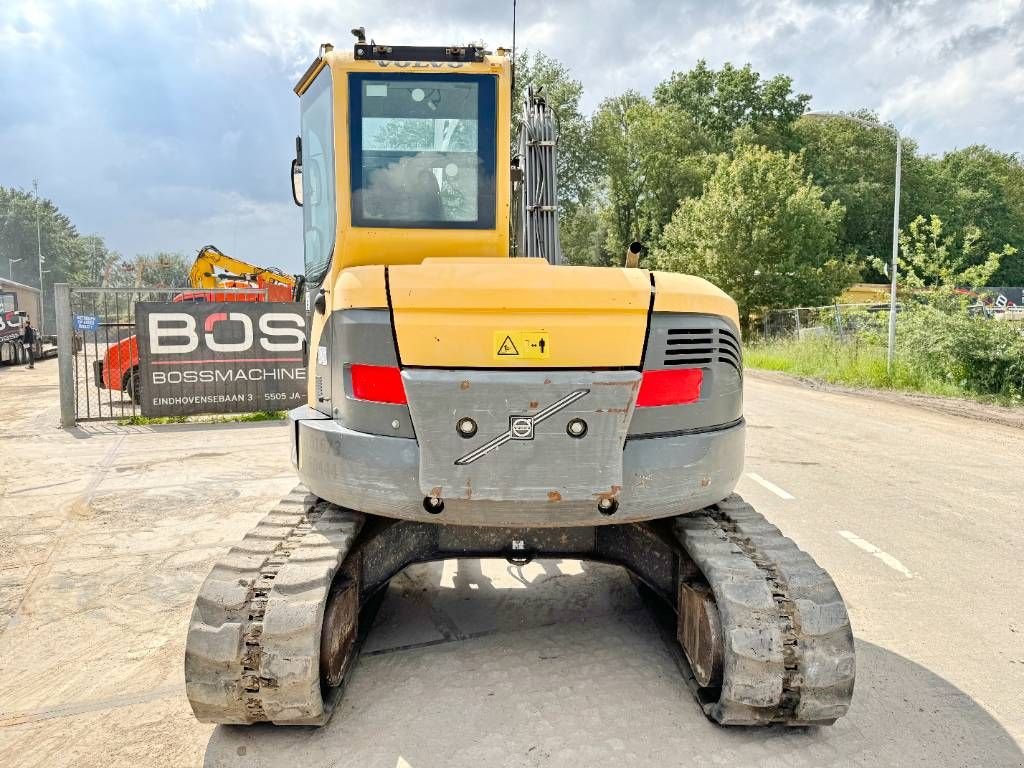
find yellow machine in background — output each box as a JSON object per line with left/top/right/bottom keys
{"left": 185, "top": 35, "right": 855, "bottom": 729}
{"left": 187, "top": 244, "right": 301, "bottom": 301}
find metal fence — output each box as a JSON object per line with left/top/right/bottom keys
{"left": 761, "top": 303, "right": 896, "bottom": 342}
{"left": 55, "top": 285, "right": 268, "bottom": 424}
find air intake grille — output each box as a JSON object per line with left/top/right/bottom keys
{"left": 663, "top": 326, "right": 742, "bottom": 371}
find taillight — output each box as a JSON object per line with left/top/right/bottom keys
{"left": 350, "top": 364, "right": 406, "bottom": 405}
{"left": 636, "top": 368, "right": 703, "bottom": 407}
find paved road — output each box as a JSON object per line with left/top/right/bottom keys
{"left": 0, "top": 362, "right": 1021, "bottom": 767}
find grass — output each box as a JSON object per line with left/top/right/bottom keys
{"left": 117, "top": 410, "right": 286, "bottom": 426}
{"left": 745, "top": 337, "right": 971, "bottom": 400}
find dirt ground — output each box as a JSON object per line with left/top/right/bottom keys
{"left": 1, "top": 360, "right": 1022, "bottom": 767}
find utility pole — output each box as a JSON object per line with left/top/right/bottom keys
{"left": 886, "top": 136, "right": 902, "bottom": 374}
{"left": 33, "top": 179, "right": 46, "bottom": 334}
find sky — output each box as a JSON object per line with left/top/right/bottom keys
{"left": 1, "top": 0, "right": 1022, "bottom": 275}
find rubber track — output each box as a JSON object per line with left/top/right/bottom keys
{"left": 184, "top": 486, "right": 363, "bottom": 725}
{"left": 673, "top": 494, "right": 855, "bottom": 725}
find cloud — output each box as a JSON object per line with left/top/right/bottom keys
{"left": 0, "top": 0, "right": 1021, "bottom": 276}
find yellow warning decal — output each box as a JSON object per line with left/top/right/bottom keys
{"left": 493, "top": 330, "right": 551, "bottom": 360}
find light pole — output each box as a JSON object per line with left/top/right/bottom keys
{"left": 803, "top": 111, "right": 902, "bottom": 374}
{"left": 8, "top": 257, "right": 22, "bottom": 280}
{"left": 33, "top": 179, "right": 46, "bottom": 334}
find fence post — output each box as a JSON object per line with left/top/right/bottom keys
{"left": 54, "top": 283, "right": 75, "bottom": 428}
{"left": 763, "top": 312, "right": 769, "bottom": 340}
{"left": 794, "top": 308, "right": 802, "bottom": 337}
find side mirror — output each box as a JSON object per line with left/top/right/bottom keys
{"left": 291, "top": 159, "right": 303, "bottom": 207}
{"left": 290, "top": 136, "right": 303, "bottom": 207}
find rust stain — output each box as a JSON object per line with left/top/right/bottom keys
{"left": 700, "top": 475, "right": 711, "bottom": 488}
{"left": 463, "top": 477, "right": 473, "bottom": 499}
{"left": 593, "top": 485, "right": 622, "bottom": 502}
{"left": 459, "top": 380, "right": 471, "bottom": 390}
{"left": 529, "top": 400, "right": 539, "bottom": 409}
{"left": 430, "top": 486, "right": 442, "bottom": 498}
{"left": 547, "top": 490, "right": 562, "bottom": 502}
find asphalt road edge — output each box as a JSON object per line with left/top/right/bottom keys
{"left": 746, "top": 369, "right": 1024, "bottom": 431}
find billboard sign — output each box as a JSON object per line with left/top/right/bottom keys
{"left": 135, "top": 302, "right": 307, "bottom": 417}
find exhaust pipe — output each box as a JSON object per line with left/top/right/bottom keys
{"left": 625, "top": 241, "right": 643, "bottom": 268}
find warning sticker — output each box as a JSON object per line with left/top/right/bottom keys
{"left": 493, "top": 330, "right": 550, "bottom": 360}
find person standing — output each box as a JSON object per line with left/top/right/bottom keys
{"left": 22, "top": 320, "right": 36, "bottom": 369}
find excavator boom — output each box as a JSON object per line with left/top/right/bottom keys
{"left": 188, "top": 245, "right": 300, "bottom": 299}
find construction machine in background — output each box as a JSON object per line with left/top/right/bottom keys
{"left": 185, "top": 38, "right": 855, "bottom": 728}
{"left": 187, "top": 244, "right": 303, "bottom": 302}
{"left": 93, "top": 245, "right": 301, "bottom": 401}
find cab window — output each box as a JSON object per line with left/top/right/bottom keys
{"left": 300, "top": 68, "right": 337, "bottom": 285}
{"left": 349, "top": 73, "right": 496, "bottom": 229}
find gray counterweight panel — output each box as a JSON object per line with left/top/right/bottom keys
{"left": 403, "top": 369, "right": 641, "bottom": 502}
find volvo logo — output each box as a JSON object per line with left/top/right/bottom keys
{"left": 509, "top": 416, "right": 534, "bottom": 440}
{"left": 454, "top": 389, "right": 590, "bottom": 465}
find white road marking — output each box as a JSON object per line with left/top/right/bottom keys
{"left": 745, "top": 472, "right": 795, "bottom": 500}
{"left": 838, "top": 530, "right": 914, "bottom": 578}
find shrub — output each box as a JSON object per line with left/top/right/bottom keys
{"left": 897, "top": 305, "right": 1024, "bottom": 398}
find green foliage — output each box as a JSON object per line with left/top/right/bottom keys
{"left": 654, "top": 60, "right": 810, "bottom": 151}
{"left": 794, "top": 112, "right": 907, "bottom": 273}
{"left": 881, "top": 214, "right": 1013, "bottom": 293}
{"left": 512, "top": 50, "right": 594, "bottom": 206}
{"left": 1, "top": 185, "right": 116, "bottom": 330}
{"left": 652, "top": 146, "right": 859, "bottom": 330}
{"left": 746, "top": 336, "right": 966, "bottom": 398}
{"left": 896, "top": 305, "right": 1024, "bottom": 399}
{"left": 118, "top": 410, "right": 286, "bottom": 426}
{"left": 105, "top": 252, "right": 192, "bottom": 288}
{"left": 928, "top": 146, "right": 1024, "bottom": 286}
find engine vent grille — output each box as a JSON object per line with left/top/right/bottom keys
{"left": 662, "top": 326, "right": 742, "bottom": 371}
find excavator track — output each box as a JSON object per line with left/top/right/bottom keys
{"left": 185, "top": 488, "right": 853, "bottom": 728}
{"left": 673, "top": 495, "right": 856, "bottom": 725}
{"left": 185, "top": 486, "right": 363, "bottom": 725}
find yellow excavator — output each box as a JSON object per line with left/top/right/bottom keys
{"left": 188, "top": 244, "right": 302, "bottom": 301}
{"left": 185, "top": 35, "right": 855, "bottom": 727}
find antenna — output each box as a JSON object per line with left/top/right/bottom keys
{"left": 511, "top": 0, "right": 517, "bottom": 101}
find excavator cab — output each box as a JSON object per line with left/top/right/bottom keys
{"left": 185, "top": 37, "right": 855, "bottom": 731}
{"left": 291, "top": 42, "right": 510, "bottom": 281}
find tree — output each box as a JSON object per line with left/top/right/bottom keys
{"left": 654, "top": 61, "right": 810, "bottom": 151}
{"left": 106, "top": 252, "right": 192, "bottom": 288}
{"left": 0, "top": 185, "right": 112, "bottom": 331}
{"left": 928, "top": 146, "right": 1024, "bottom": 286}
{"left": 651, "top": 146, "right": 858, "bottom": 331}
{"left": 512, "top": 50, "right": 594, "bottom": 206}
{"left": 585, "top": 95, "right": 713, "bottom": 264}
{"left": 793, "top": 111, "right": 932, "bottom": 278}
{"left": 882, "top": 214, "right": 1014, "bottom": 293}
{"left": 588, "top": 91, "right": 650, "bottom": 259}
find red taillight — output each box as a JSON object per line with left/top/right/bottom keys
{"left": 350, "top": 364, "right": 406, "bottom": 405}
{"left": 636, "top": 368, "right": 703, "bottom": 407}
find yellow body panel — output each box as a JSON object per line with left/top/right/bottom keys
{"left": 651, "top": 271, "right": 741, "bottom": 332}
{"left": 334, "top": 265, "right": 388, "bottom": 308}
{"left": 389, "top": 260, "right": 651, "bottom": 367}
